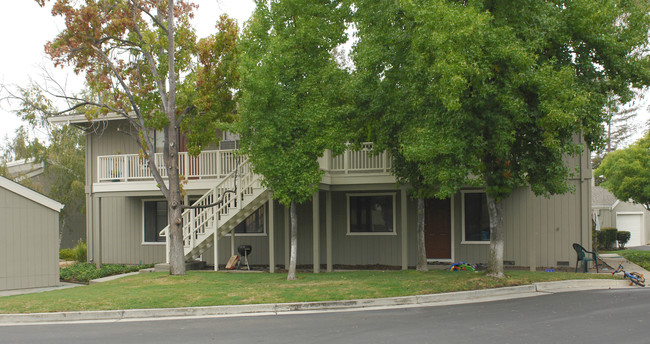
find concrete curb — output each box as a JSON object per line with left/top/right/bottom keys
{"left": 0, "top": 279, "right": 634, "bottom": 325}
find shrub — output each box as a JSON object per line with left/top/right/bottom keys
{"left": 59, "top": 248, "right": 75, "bottom": 261}
{"left": 72, "top": 240, "right": 87, "bottom": 263}
{"left": 598, "top": 227, "right": 618, "bottom": 250}
{"left": 617, "top": 231, "right": 631, "bottom": 249}
{"left": 60, "top": 262, "right": 154, "bottom": 283}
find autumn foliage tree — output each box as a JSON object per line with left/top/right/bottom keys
{"left": 31, "top": 0, "right": 239, "bottom": 275}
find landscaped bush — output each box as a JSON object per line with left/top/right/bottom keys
{"left": 72, "top": 240, "right": 87, "bottom": 263}
{"left": 60, "top": 262, "right": 153, "bottom": 283}
{"left": 617, "top": 231, "right": 631, "bottom": 249}
{"left": 598, "top": 227, "right": 618, "bottom": 250}
{"left": 59, "top": 248, "right": 75, "bottom": 261}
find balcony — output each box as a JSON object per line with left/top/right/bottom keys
{"left": 95, "top": 144, "right": 394, "bottom": 191}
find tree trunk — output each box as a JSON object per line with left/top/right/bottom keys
{"left": 416, "top": 198, "right": 427, "bottom": 271}
{"left": 287, "top": 201, "right": 298, "bottom": 280}
{"left": 166, "top": 0, "right": 185, "bottom": 276}
{"left": 486, "top": 195, "right": 505, "bottom": 278}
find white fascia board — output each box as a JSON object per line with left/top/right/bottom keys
{"left": 48, "top": 112, "right": 134, "bottom": 125}
{"left": 0, "top": 176, "right": 64, "bottom": 212}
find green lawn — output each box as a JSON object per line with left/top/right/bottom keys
{"left": 604, "top": 249, "right": 650, "bottom": 270}
{"left": 0, "top": 270, "right": 615, "bottom": 314}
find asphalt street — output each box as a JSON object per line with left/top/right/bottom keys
{"left": 1, "top": 288, "right": 649, "bottom": 344}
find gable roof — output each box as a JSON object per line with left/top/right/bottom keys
{"left": 592, "top": 185, "right": 618, "bottom": 208}
{"left": 0, "top": 176, "right": 64, "bottom": 212}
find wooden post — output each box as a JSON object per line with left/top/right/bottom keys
{"left": 230, "top": 228, "right": 235, "bottom": 256}
{"left": 401, "top": 186, "right": 408, "bottom": 270}
{"left": 326, "top": 191, "right": 332, "bottom": 272}
{"left": 213, "top": 229, "right": 219, "bottom": 271}
{"left": 284, "top": 206, "right": 290, "bottom": 269}
{"left": 313, "top": 191, "right": 320, "bottom": 273}
{"left": 268, "top": 196, "right": 275, "bottom": 273}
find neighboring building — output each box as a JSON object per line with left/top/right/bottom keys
{"left": 5, "top": 158, "right": 85, "bottom": 249}
{"left": 0, "top": 176, "right": 63, "bottom": 291}
{"left": 50, "top": 114, "right": 593, "bottom": 271}
{"left": 593, "top": 185, "right": 649, "bottom": 247}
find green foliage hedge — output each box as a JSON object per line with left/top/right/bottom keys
{"left": 59, "top": 248, "right": 75, "bottom": 261}
{"left": 60, "top": 263, "right": 153, "bottom": 283}
{"left": 598, "top": 227, "right": 618, "bottom": 250}
{"left": 617, "top": 231, "right": 631, "bottom": 249}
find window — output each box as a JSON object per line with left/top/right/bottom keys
{"left": 348, "top": 194, "right": 395, "bottom": 234}
{"left": 233, "top": 205, "right": 265, "bottom": 234}
{"left": 462, "top": 191, "right": 490, "bottom": 243}
{"left": 143, "top": 201, "right": 167, "bottom": 243}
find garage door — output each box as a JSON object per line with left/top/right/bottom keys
{"left": 616, "top": 213, "right": 644, "bottom": 247}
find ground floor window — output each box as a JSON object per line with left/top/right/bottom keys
{"left": 462, "top": 191, "right": 490, "bottom": 243}
{"left": 233, "top": 205, "right": 265, "bottom": 234}
{"left": 143, "top": 200, "right": 167, "bottom": 243}
{"left": 347, "top": 194, "right": 395, "bottom": 234}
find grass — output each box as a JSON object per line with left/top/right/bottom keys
{"left": 603, "top": 249, "right": 650, "bottom": 270}
{"left": 0, "top": 269, "right": 615, "bottom": 314}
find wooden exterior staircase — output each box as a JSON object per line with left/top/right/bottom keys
{"left": 160, "top": 157, "right": 268, "bottom": 264}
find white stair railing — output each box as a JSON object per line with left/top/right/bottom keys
{"left": 160, "top": 156, "right": 264, "bottom": 262}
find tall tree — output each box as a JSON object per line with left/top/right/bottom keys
{"left": 238, "top": 0, "right": 350, "bottom": 280}
{"left": 595, "top": 131, "right": 650, "bottom": 211}
{"left": 0, "top": 124, "right": 85, "bottom": 246}
{"left": 592, "top": 94, "right": 640, "bottom": 174}
{"left": 353, "top": 0, "right": 650, "bottom": 277}
{"left": 23, "top": 0, "right": 239, "bottom": 274}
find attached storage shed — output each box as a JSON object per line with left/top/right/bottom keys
{"left": 0, "top": 176, "right": 63, "bottom": 291}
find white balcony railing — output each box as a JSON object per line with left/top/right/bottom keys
{"left": 97, "top": 150, "right": 239, "bottom": 182}
{"left": 97, "top": 144, "right": 391, "bottom": 183}
{"left": 329, "top": 143, "right": 391, "bottom": 173}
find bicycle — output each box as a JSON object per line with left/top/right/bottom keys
{"left": 611, "top": 263, "right": 645, "bottom": 287}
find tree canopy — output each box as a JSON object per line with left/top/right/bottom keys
{"left": 238, "top": 0, "right": 350, "bottom": 279}
{"left": 238, "top": 0, "right": 350, "bottom": 207}
{"left": 595, "top": 131, "right": 650, "bottom": 211}
{"left": 351, "top": 0, "right": 650, "bottom": 276}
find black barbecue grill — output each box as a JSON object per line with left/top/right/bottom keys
{"left": 237, "top": 245, "right": 252, "bottom": 270}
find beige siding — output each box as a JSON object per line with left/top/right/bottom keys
{"left": 0, "top": 187, "right": 59, "bottom": 291}
{"left": 89, "top": 121, "right": 141, "bottom": 184}
{"left": 451, "top": 179, "right": 588, "bottom": 268}
{"left": 93, "top": 196, "right": 166, "bottom": 265}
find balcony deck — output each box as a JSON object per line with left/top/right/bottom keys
{"left": 94, "top": 144, "right": 394, "bottom": 193}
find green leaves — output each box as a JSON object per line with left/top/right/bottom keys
{"left": 352, "top": 0, "right": 650, "bottom": 201}
{"left": 596, "top": 132, "right": 650, "bottom": 210}
{"left": 238, "top": 0, "right": 350, "bottom": 206}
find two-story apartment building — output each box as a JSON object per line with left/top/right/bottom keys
{"left": 51, "top": 114, "right": 593, "bottom": 272}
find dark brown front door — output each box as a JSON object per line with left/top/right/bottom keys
{"left": 424, "top": 198, "right": 452, "bottom": 259}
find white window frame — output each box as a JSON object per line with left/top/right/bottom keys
{"left": 346, "top": 192, "right": 397, "bottom": 236}
{"left": 461, "top": 190, "right": 490, "bottom": 245}
{"left": 141, "top": 198, "right": 167, "bottom": 246}
{"left": 224, "top": 203, "right": 268, "bottom": 237}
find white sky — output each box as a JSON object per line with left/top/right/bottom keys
{"left": 0, "top": 0, "right": 255, "bottom": 145}
{"left": 0, "top": 1, "right": 648, "bottom": 151}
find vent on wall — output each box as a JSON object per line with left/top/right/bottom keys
{"left": 504, "top": 260, "right": 515, "bottom": 266}
{"left": 557, "top": 261, "right": 570, "bottom": 266}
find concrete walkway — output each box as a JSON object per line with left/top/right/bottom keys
{"left": 599, "top": 253, "right": 650, "bottom": 277}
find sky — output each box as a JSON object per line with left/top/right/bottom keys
{"left": 0, "top": 0, "right": 255, "bottom": 145}
{"left": 0, "top": 1, "right": 648, "bottom": 153}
